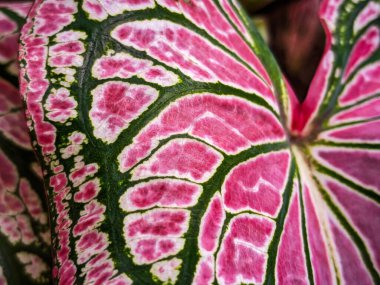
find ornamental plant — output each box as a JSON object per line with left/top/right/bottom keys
{"left": 1, "top": 0, "right": 380, "bottom": 284}
{"left": 0, "top": 2, "right": 51, "bottom": 284}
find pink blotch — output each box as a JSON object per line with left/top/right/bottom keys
{"left": 50, "top": 172, "right": 68, "bottom": 192}
{"left": 276, "top": 191, "right": 308, "bottom": 284}
{"left": 34, "top": 1, "right": 77, "bottom": 36}
{"left": 54, "top": 188, "right": 70, "bottom": 214}
{"left": 330, "top": 96, "right": 380, "bottom": 125}
{"left": 80, "top": 252, "right": 122, "bottom": 285}
{"left": 74, "top": 178, "right": 101, "bottom": 203}
{"left": 49, "top": 54, "right": 83, "bottom": 67}
{"left": 316, "top": 148, "right": 380, "bottom": 193}
{"left": 132, "top": 138, "right": 223, "bottom": 183}
{"left": 92, "top": 53, "right": 151, "bottom": 79}
{"left": 50, "top": 41, "right": 84, "bottom": 55}
{"left": 56, "top": 216, "right": 71, "bottom": 262}
{"left": 90, "top": 81, "right": 158, "bottom": 143}
{"left": 73, "top": 201, "right": 105, "bottom": 236}
{"left": 123, "top": 209, "right": 188, "bottom": 263}
{"left": 320, "top": 0, "right": 344, "bottom": 30}
{"left": 158, "top": 0, "right": 271, "bottom": 86}
{"left": 0, "top": 113, "right": 31, "bottom": 149}
{"left": 69, "top": 131, "right": 86, "bottom": 144}
{"left": 119, "top": 94, "right": 285, "bottom": 171}
{"left": 86, "top": 251, "right": 109, "bottom": 268}
{"left": 17, "top": 215, "right": 36, "bottom": 245}
{"left": 343, "top": 26, "right": 379, "bottom": 79}
{"left": 139, "top": 66, "right": 179, "bottom": 86}
{"left": 53, "top": 165, "right": 64, "bottom": 174}
{"left": 120, "top": 179, "right": 201, "bottom": 211}
{"left": 69, "top": 162, "right": 99, "bottom": 187}
{"left": 321, "top": 120, "right": 380, "bottom": 143}
{"left": 45, "top": 88, "right": 78, "bottom": 123}
{"left": 0, "top": 34, "right": 18, "bottom": 63}
{"left": 198, "top": 193, "right": 225, "bottom": 254}
{"left": 216, "top": 214, "right": 275, "bottom": 284}
{"left": 61, "top": 131, "right": 86, "bottom": 159}
{"left": 303, "top": 186, "right": 334, "bottom": 285}
{"left": 128, "top": 238, "right": 184, "bottom": 264}
{"left": 191, "top": 116, "right": 250, "bottom": 154}
{"left": 33, "top": 120, "right": 57, "bottom": 154}
{"left": 329, "top": 220, "right": 373, "bottom": 285}
{"left": 0, "top": 216, "right": 20, "bottom": 243}
{"left": 112, "top": 20, "right": 275, "bottom": 103}
{"left": 193, "top": 256, "right": 214, "bottom": 285}
{"left": 325, "top": 179, "right": 380, "bottom": 271}
{"left": 142, "top": 67, "right": 163, "bottom": 77}
{"left": 76, "top": 230, "right": 109, "bottom": 264}
{"left": 222, "top": 150, "right": 290, "bottom": 217}
{"left": 339, "top": 63, "right": 380, "bottom": 106}
{"left": 19, "top": 178, "right": 45, "bottom": 224}
{"left": 124, "top": 209, "right": 189, "bottom": 238}
{"left": 85, "top": 261, "right": 113, "bottom": 285}
{"left": 82, "top": 0, "right": 108, "bottom": 20}
{"left": 0, "top": 192, "right": 24, "bottom": 215}
{"left": 354, "top": 2, "right": 380, "bottom": 33}
{"left": 0, "top": 12, "right": 17, "bottom": 34}
{"left": 57, "top": 260, "right": 76, "bottom": 285}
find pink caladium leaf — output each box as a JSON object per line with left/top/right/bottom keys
{"left": 0, "top": 2, "right": 51, "bottom": 285}
{"left": 18, "top": 0, "right": 379, "bottom": 284}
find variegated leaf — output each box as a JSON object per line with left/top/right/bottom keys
{"left": 288, "top": 1, "right": 380, "bottom": 284}
{"left": 18, "top": 0, "right": 379, "bottom": 284}
{"left": 0, "top": 2, "right": 51, "bottom": 284}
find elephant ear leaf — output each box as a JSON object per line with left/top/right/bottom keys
{"left": 18, "top": 0, "right": 379, "bottom": 285}
{"left": 0, "top": 2, "right": 51, "bottom": 285}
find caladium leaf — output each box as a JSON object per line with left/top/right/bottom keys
{"left": 288, "top": 1, "right": 380, "bottom": 284}
{"left": 18, "top": 0, "right": 379, "bottom": 285}
{"left": 0, "top": 2, "right": 51, "bottom": 284}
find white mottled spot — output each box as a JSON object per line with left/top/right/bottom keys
{"left": 16, "top": 252, "right": 48, "bottom": 280}
{"left": 150, "top": 258, "right": 182, "bottom": 284}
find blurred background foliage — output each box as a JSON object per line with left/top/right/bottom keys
{"left": 242, "top": 0, "right": 325, "bottom": 102}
